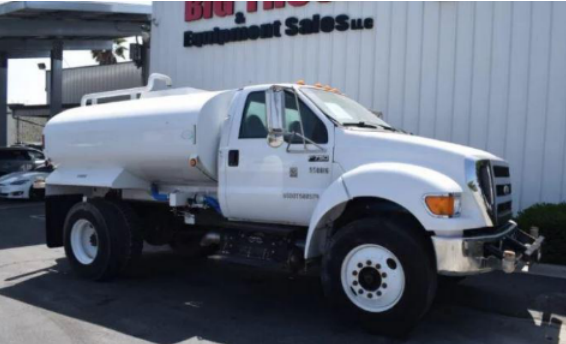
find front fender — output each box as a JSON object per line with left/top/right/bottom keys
{"left": 305, "top": 163, "right": 483, "bottom": 259}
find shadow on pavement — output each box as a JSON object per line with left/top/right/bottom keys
{"left": 0, "top": 250, "right": 564, "bottom": 344}
{"left": 0, "top": 252, "right": 369, "bottom": 344}
{"left": 0, "top": 200, "right": 45, "bottom": 250}
{"left": 435, "top": 273, "right": 565, "bottom": 344}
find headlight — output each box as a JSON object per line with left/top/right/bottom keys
{"left": 10, "top": 179, "right": 30, "bottom": 186}
{"left": 424, "top": 193, "right": 461, "bottom": 218}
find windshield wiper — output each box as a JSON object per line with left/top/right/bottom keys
{"left": 342, "top": 122, "right": 379, "bottom": 129}
{"left": 378, "top": 125, "right": 399, "bottom": 132}
{"left": 342, "top": 122, "right": 406, "bottom": 134}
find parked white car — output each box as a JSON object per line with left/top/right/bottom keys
{"left": 0, "top": 165, "right": 54, "bottom": 200}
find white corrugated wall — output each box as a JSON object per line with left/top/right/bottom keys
{"left": 151, "top": 1, "right": 566, "bottom": 211}
{"left": 47, "top": 62, "right": 143, "bottom": 105}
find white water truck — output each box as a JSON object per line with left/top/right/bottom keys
{"left": 43, "top": 75, "right": 544, "bottom": 335}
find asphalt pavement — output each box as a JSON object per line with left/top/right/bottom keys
{"left": 0, "top": 199, "right": 564, "bottom": 344}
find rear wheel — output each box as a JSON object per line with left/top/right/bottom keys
{"left": 63, "top": 199, "right": 143, "bottom": 281}
{"left": 322, "top": 218, "right": 437, "bottom": 336}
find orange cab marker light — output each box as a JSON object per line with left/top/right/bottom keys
{"left": 297, "top": 80, "right": 306, "bottom": 85}
{"left": 315, "top": 83, "right": 323, "bottom": 88}
{"left": 189, "top": 158, "right": 198, "bottom": 167}
{"left": 425, "top": 195, "right": 456, "bottom": 217}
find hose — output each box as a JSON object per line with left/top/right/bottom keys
{"left": 151, "top": 184, "right": 169, "bottom": 202}
{"left": 203, "top": 196, "right": 222, "bottom": 214}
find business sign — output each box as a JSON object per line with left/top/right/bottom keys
{"left": 183, "top": 1, "right": 374, "bottom": 48}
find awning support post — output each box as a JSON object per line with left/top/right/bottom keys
{"left": 0, "top": 52, "right": 7, "bottom": 147}
{"left": 49, "top": 40, "right": 63, "bottom": 118}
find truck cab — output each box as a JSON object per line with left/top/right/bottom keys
{"left": 43, "top": 77, "right": 544, "bottom": 335}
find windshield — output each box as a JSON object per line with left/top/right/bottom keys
{"left": 301, "top": 88, "right": 392, "bottom": 129}
{"left": 0, "top": 150, "right": 31, "bottom": 161}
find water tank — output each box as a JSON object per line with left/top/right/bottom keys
{"left": 44, "top": 90, "right": 236, "bottom": 186}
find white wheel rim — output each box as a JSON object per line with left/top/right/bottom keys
{"left": 341, "top": 244, "right": 405, "bottom": 313}
{"left": 70, "top": 219, "right": 99, "bottom": 265}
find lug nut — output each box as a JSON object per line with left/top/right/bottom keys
{"left": 377, "top": 291, "right": 382, "bottom": 297}
{"left": 368, "top": 293, "right": 373, "bottom": 299}
{"left": 382, "top": 283, "right": 388, "bottom": 289}
{"left": 353, "top": 281, "right": 359, "bottom": 286}
{"left": 358, "top": 289, "right": 364, "bottom": 295}
{"left": 376, "top": 264, "right": 381, "bottom": 270}
{"left": 358, "top": 263, "right": 363, "bottom": 268}
{"left": 382, "top": 272, "right": 388, "bottom": 278}
{"left": 366, "top": 260, "right": 372, "bottom": 266}
{"left": 352, "top": 271, "right": 358, "bottom": 276}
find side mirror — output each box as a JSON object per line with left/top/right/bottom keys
{"left": 265, "top": 86, "right": 286, "bottom": 148}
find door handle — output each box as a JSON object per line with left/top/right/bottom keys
{"left": 228, "top": 150, "right": 239, "bottom": 167}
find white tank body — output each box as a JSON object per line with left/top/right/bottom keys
{"left": 44, "top": 90, "right": 236, "bottom": 187}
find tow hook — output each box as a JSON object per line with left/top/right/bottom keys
{"left": 502, "top": 251, "right": 516, "bottom": 274}
{"left": 530, "top": 226, "right": 540, "bottom": 239}
{"left": 483, "top": 226, "right": 544, "bottom": 274}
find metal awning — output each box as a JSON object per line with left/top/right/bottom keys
{"left": 0, "top": 1, "right": 152, "bottom": 146}
{"left": 0, "top": 1, "right": 151, "bottom": 57}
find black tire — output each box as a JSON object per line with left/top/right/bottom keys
{"left": 63, "top": 199, "right": 143, "bottom": 281}
{"left": 322, "top": 218, "right": 437, "bottom": 337}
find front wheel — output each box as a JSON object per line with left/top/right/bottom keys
{"left": 322, "top": 218, "right": 437, "bottom": 336}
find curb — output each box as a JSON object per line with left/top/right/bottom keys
{"left": 522, "top": 264, "right": 566, "bottom": 280}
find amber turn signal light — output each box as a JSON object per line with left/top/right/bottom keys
{"left": 425, "top": 194, "right": 459, "bottom": 217}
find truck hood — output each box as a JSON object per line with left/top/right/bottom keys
{"left": 334, "top": 129, "right": 502, "bottom": 184}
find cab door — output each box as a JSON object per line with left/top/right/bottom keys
{"left": 221, "top": 87, "right": 334, "bottom": 226}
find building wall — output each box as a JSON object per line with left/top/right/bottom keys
{"left": 7, "top": 109, "right": 15, "bottom": 146}
{"left": 47, "top": 62, "right": 143, "bottom": 105}
{"left": 151, "top": 1, "right": 566, "bottom": 210}
{"left": 6, "top": 110, "right": 46, "bottom": 146}
{"left": 14, "top": 117, "right": 47, "bottom": 145}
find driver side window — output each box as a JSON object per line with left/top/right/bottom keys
{"left": 239, "top": 92, "right": 268, "bottom": 139}
{"left": 239, "top": 91, "right": 328, "bottom": 144}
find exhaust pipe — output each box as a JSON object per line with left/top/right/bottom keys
{"left": 200, "top": 232, "right": 221, "bottom": 247}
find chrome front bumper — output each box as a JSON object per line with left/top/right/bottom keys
{"left": 432, "top": 221, "right": 544, "bottom": 276}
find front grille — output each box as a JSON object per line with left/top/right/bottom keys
{"left": 496, "top": 184, "right": 512, "bottom": 197}
{"left": 493, "top": 166, "right": 510, "bottom": 178}
{"left": 498, "top": 201, "right": 512, "bottom": 214}
{"left": 477, "top": 161, "right": 513, "bottom": 226}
